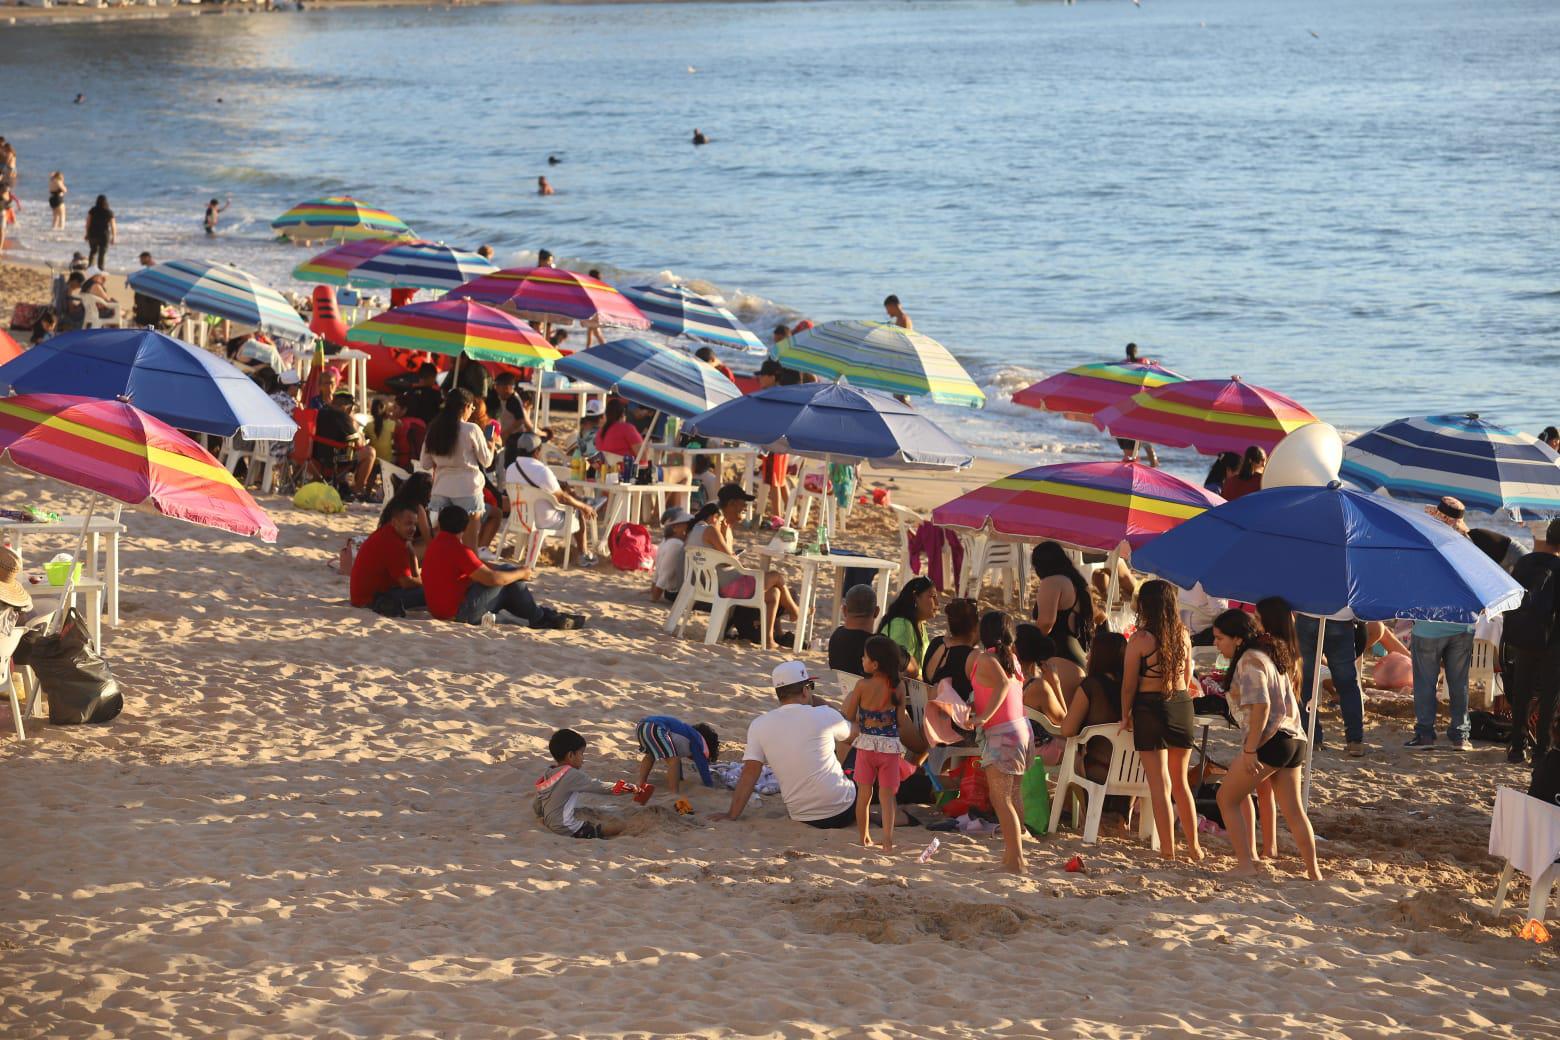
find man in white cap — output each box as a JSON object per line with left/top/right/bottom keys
{"left": 711, "top": 660, "right": 857, "bottom": 828}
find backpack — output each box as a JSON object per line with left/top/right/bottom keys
{"left": 1503, "top": 554, "right": 1558, "bottom": 650}
{"left": 608, "top": 522, "right": 656, "bottom": 572}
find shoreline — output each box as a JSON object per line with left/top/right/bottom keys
{"left": 0, "top": 0, "right": 739, "bottom": 28}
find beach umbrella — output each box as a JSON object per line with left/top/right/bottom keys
{"left": 1095, "top": 375, "right": 1316, "bottom": 457}
{"left": 776, "top": 320, "right": 985, "bottom": 409}
{"left": 1341, "top": 413, "right": 1560, "bottom": 520}
{"left": 346, "top": 299, "right": 560, "bottom": 368}
{"left": 293, "top": 239, "right": 497, "bottom": 293}
{"left": 0, "top": 330, "right": 21, "bottom": 365}
{"left": 1133, "top": 481, "right": 1523, "bottom": 802}
{"left": 270, "top": 196, "right": 414, "bottom": 244}
{"left": 1013, "top": 359, "right": 1186, "bottom": 428}
{"left": 685, "top": 381, "right": 972, "bottom": 468}
{"left": 618, "top": 283, "right": 766, "bottom": 355}
{"left": 447, "top": 267, "right": 650, "bottom": 330}
{"left": 0, "top": 328, "right": 297, "bottom": 440}
{"left": 127, "top": 260, "right": 312, "bottom": 343}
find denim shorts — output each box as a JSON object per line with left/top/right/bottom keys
{"left": 429, "top": 494, "right": 481, "bottom": 519}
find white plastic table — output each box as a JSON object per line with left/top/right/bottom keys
{"left": 650, "top": 443, "right": 760, "bottom": 495}
{"left": 25, "top": 575, "right": 106, "bottom": 653}
{"left": 559, "top": 477, "right": 697, "bottom": 554}
{"left": 753, "top": 546, "right": 899, "bottom": 653}
{"left": 1, "top": 514, "right": 125, "bottom": 626}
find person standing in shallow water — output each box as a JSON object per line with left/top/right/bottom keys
{"left": 84, "top": 195, "right": 115, "bottom": 270}
{"left": 883, "top": 294, "right": 912, "bottom": 330}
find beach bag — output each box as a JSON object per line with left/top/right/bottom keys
{"left": 10, "top": 302, "right": 42, "bottom": 331}
{"left": 338, "top": 536, "right": 364, "bottom": 576}
{"left": 13, "top": 609, "right": 122, "bottom": 725}
{"left": 608, "top": 522, "right": 655, "bottom": 572}
{"left": 1020, "top": 757, "right": 1051, "bottom": 836}
{"left": 1503, "top": 556, "right": 1558, "bottom": 650}
{"left": 293, "top": 481, "right": 345, "bottom": 514}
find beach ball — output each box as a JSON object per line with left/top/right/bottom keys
{"left": 1374, "top": 652, "right": 1412, "bottom": 690}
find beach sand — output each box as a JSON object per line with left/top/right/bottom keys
{"left": 0, "top": 448, "right": 1554, "bottom": 1039}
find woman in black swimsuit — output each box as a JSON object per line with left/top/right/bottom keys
{"left": 1120, "top": 579, "right": 1201, "bottom": 862}
{"left": 1030, "top": 541, "right": 1093, "bottom": 668}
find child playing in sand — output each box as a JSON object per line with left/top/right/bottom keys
{"left": 633, "top": 715, "right": 719, "bottom": 795}
{"left": 534, "top": 729, "right": 639, "bottom": 839}
{"left": 842, "top": 635, "right": 913, "bottom": 852}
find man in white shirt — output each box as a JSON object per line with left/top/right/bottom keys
{"left": 504, "top": 432, "right": 597, "bottom": 565}
{"left": 713, "top": 661, "right": 857, "bottom": 829}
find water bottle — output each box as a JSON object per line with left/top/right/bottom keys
{"left": 818, "top": 522, "right": 831, "bottom": 556}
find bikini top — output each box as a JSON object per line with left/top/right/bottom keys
{"left": 859, "top": 704, "right": 898, "bottom": 738}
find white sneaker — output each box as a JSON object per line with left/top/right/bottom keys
{"left": 480, "top": 613, "right": 498, "bottom": 630}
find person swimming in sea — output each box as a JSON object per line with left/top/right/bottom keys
{"left": 538, "top": 176, "right": 555, "bottom": 196}
{"left": 692, "top": 129, "right": 709, "bottom": 146}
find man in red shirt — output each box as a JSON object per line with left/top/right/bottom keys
{"left": 423, "top": 505, "right": 586, "bottom": 629}
{"left": 349, "top": 505, "right": 424, "bottom": 614}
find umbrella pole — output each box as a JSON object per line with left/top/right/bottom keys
{"left": 1302, "top": 615, "right": 1326, "bottom": 808}
{"left": 50, "top": 494, "right": 98, "bottom": 636}
{"left": 1104, "top": 542, "right": 1123, "bottom": 619}
{"left": 634, "top": 411, "right": 658, "bottom": 465}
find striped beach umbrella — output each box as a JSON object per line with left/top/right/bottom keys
{"left": 0, "top": 394, "right": 278, "bottom": 542}
{"left": 1013, "top": 359, "right": 1186, "bottom": 428}
{"left": 447, "top": 267, "right": 650, "bottom": 330}
{"left": 777, "top": 320, "right": 985, "bottom": 408}
{"left": 1096, "top": 376, "right": 1316, "bottom": 457}
{"left": 346, "top": 299, "right": 560, "bottom": 367}
{"left": 555, "top": 338, "right": 741, "bottom": 421}
{"left": 931, "top": 460, "right": 1224, "bottom": 552}
{"left": 618, "top": 284, "right": 765, "bottom": 355}
{"left": 128, "top": 260, "right": 312, "bottom": 343}
{"left": 1341, "top": 413, "right": 1560, "bottom": 519}
{"left": 293, "top": 239, "right": 496, "bottom": 293}
{"left": 270, "top": 196, "right": 413, "bottom": 244}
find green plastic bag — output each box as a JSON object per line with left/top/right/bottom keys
{"left": 1021, "top": 757, "right": 1051, "bottom": 836}
{"left": 292, "top": 481, "right": 345, "bottom": 514}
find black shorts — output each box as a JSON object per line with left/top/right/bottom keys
{"left": 571, "top": 821, "right": 607, "bottom": 839}
{"left": 1256, "top": 731, "right": 1306, "bottom": 770}
{"left": 1132, "top": 692, "right": 1196, "bottom": 752}
{"left": 802, "top": 804, "right": 857, "bottom": 829}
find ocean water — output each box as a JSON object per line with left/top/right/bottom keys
{"left": 1, "top": 0, "right": 1557, "bottom": 477}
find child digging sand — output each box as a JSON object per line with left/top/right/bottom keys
{"left": 634, "top": 715, "right": 719, "bottom": 796}
{"left": 842, "top": 635, "right": 914, "bottom": 852}
{"left": 534, "top": 728, "right": 642, "bottom": 839}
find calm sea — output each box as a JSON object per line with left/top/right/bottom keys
{"left": 2, "top": 0, "right": 1557, "bottom": 472}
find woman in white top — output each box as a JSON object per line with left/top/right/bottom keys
{"left": 1210, "top": 604, "right": 1322, "bottom": 880}
{"left": 418, "top": 388, "right": 494, "bottom": 548}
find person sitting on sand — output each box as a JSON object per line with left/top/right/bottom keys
{"left": 1211, "top": 606, "right": 1322, "bottom": 880}
{"left": 28, "top": 310, "right": 57, "bottom": 346}
{"left": 712, "top": 661, "right": 857, "bottom": 828}
{"left": 651, "top": 507, "right": 695, "bottom": 602}
{"left": 380, "top": 469, "right": 433, "bottom": 560}
{"left": 534, "top": 729, "right": 636, "bottom": 839}
{"left": 827, "top": 584, "right": 881, "bottom": 675}
{"left": 423, "top": 504, "right": 585, "bottom": 629}
{"left": 842, "top": 635, "right": 914, "bottom": 852}
{"left": 633, "top": 715, "right": 718, "bottom": 796}
{"left": 349, "top": 503, "right": 424, "bottom": 616}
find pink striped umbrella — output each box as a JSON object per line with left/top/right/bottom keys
{"left": 1013, "top": 359, "right": 1185, "bottom": 429}
{"left": 1095, "top": 376, "right": 1317, "bottom": 457}
{"left": 931, "top": 460, "right": 1223, "bottom": 552}
{"left": 446, "top": 266, "right": 650, "bottom": 329}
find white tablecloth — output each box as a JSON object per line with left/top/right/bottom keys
{"left": 1490, "top": 786, "right": 1560, "bottom": 880}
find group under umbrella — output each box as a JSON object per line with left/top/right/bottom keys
{"left": 346, "top": 298, "right": 561, "bottom": 368}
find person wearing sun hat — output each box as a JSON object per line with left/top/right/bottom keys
{"left": 0, "top": 546, "right": 33, "bottom": 657}
{"left": 1407, "top": 495, "right": 1476, "bottom": 751}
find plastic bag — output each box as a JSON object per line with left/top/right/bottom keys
{"left": 13, "top": 609, "right": 122, "bottom": 725}
{"left": 293, "top": 481, "right": 345, "bottom": 514}
{"left": 1021, "top": 757, "right": 1051, "bottom": 836}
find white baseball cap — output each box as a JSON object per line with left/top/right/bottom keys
{"left": 772, "top": 660, "right": 814, "bottom": 691}
{"left": 583, "top": 399, "right": 605, "bottom": 417}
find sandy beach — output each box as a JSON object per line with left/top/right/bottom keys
{"left": 0, "top": 412, "right": 1553, "bottom": 1038}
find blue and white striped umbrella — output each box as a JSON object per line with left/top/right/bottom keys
{"left": 618, "top": 284, "right": 766, "bottom": 355}
{"left": 128, "top": 259, "right": 312, "bottom": 342}
{"left": 1341, "top": 413, "right": 1560, "bottom": 518}
{"left": 293, "top": 239, "right": 497, "bottom": 292}
{"left": 554, "top": 338, "right": 741, "bottom": 420}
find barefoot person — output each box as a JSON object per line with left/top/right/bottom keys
{"left": 842, "top": 636, "right": 912, "bottom": 852}
{"left": 1211, "top": 607, "right": 1322, "bottom": 880}
{"left": 1121, "top": 579, "right": 1202, "bottom": 861}
{"left": 968, "top": 611, "right": 1033, "bottom": 874}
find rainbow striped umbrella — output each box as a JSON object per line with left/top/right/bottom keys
{"left": 931, "top": 460, "right": 1223, "bottom": 552}
{"left": 776, "top": 320, "right": 985, "bottom": 408}
{"left": 293, "top": 239, "right": 496, "bottom": 292}
{"left": 1096, "top": 376, "right": 1317, "bottom": 457}
{"left": 0, "top": 394, "right": 278, "bottom": 542}
{"left": 270, "top": 196, "right": 413, "bottom": 244}
{"left": 618, "top": 283, "right": 765, "bottom": 355}
{"left": 1013, "top": 359, "right": 1186, "bottom": 428}
{"left": 447, "top": 267, "right": 650, "bottom": 330}
{"left": 128, "top": 260, "right": 311, "bottom": 342}
{"left": 346, "top": 299, "right": 561, "bottom": 367}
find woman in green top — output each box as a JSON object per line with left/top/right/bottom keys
{"left": 877, "top": 576, "right": 937, "bottom": 679}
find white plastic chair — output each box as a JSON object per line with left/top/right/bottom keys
{"left": 1031, "top": 709, "right": 1151, "bottom": 844}
{"left": 910, "top": 676, "right": 980, "bottom": 775}
{"left": 787, "top": 462, "right": 834, "bottom": 533}
{"left": 958, "top": 530, "right": 1025, "bottom": 606}
{"left": 664, "top": 545, "right": 768, "bottom": 649}
{"left": 503, "top": 482, "right": 575, "bottom": 569}
{"left": 1470, "top": 638, "right": 1502, "bottom": 710}
{"left": 220, "top": 438, "right": 279, "bottom": 494}
{"left": 1491, "top": 787, "right": 1560, "bottom": 925}
{"left": 82, "top": 299, "right": 122, "bottom": 329}
{"left": 2, "top": 624, "right": 28, "bottom": 741}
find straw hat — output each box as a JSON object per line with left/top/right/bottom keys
{"left": 0, "top": 545, "right": 33, "bottom": 611}
{"left": 1425, "top": 496, "right": 1469, "bottom": 535}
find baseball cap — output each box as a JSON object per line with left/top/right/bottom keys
{"left": 717, "top": 483, "right": 756, "bottom": 506}
{"left": 514, "top": 432, "right": 544, "bottom": 455}
{"left": 583, "top": 398, "right": 605, "bottom": 417}
{"left": 278, "top": 369, "right": 302, "bottom": 386}
{"left": 772, "top": 660, "right": 814, "bottom": 692}
{"left": 661, "top": 506, "right": 694, "bottom": 528}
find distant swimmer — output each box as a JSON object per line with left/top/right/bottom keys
{"left": 548, "top": 154, "right": 561, "bottom": 165}
{"left": 477, "top": 244, "right": 494, "bottom": 259}
{"left": 692, "top": 128, "right": 709, "bottom": 146}
{"left": 203, "top": 195, "right": 230, "bottom": 235}
{"left": 1309, "top": 29, "right": 1320, "bottom": 38}
{"left": 687, "top": 66, "right": 697, "bottom": 74}
{"left": 883, "top": 294, "right": 912, "bottom": 331}
{"left": 73, "top": 93, "right": 85, "bottom": 104}
{"left": 537, "top": 248, "right": 555, "bottom": 268}
{"left": 538, "top": 176, "right": 555, "bottom": 196}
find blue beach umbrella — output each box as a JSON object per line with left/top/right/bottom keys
{"left": 685, "top": 381, "right": 972, "bottom": 468}
{"left": 618, "top": 284, "right": 766, "bottom": 355}
{"left": 0, "top": 328, "right": 297, "bottom": 440}
{"left": 1133, "top": 481, "right": 1523, "bottom": 802}
{"left": 128, "top": 259, "right": 312, "bottom": 342}
{"left": 554, "top": 338, "right": 741, "bottom": 421}
{"left": 1341, "top": 413, "right": 1560, "bottom": 519}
